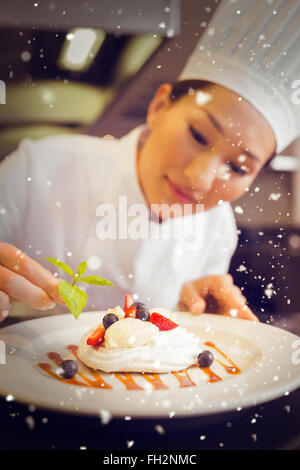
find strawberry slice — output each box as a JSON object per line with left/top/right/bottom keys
{"left": 124, "top": 292, "right": 134, "bottom": 314}
{"left": 87, "top": 324, "right": 106, "bottom": 346}
{"left": 149, "top": 312, "right": 178, "bottom": 331}
{"left": 124, "top": 305, "right": 137, "bottom": 318}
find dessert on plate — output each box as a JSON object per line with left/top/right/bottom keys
{"left": 77, "top": 293, "right": 202, "bottom": 373}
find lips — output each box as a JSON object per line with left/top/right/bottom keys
{"left": 165, "top": 176, "right": 201, "bottom": 203}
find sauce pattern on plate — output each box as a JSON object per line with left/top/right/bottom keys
{"left": 37, "top": 341, "right": 240, "bottom": 391}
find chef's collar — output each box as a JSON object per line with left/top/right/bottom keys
{"left": 121, "top": 124, "right": 162, "bottom": 222}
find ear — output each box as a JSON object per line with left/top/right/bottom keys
{"left": 146, "top": 83, "right": 173, "bottom": 129}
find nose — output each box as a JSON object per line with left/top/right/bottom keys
{"left": 183, "top": 153, "right": 220, "bottom": 192}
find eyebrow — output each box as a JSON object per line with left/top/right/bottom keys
{"left": 202, "top": 109, "right": 261, "bottom": 163}
{"left": 203, "top": 109, "right": 223, "bottom": 134}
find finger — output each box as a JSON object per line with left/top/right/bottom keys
{"left": 0, "top": 243, "right": 65, "bottom": 304}
{"left": 228, "top": 304, "right": 259, "bottom": 322}
{"left": 177, "top": 299, "right": 189, "bottom": 311}
{"left": 181, "top": 282, "right": 206, "bottom": 315}
{"left": 194, "top": 276, "right": 258, "bottom": 321}
{"left": 0, "top": 264, "right": 56, "bottom": 311}
{"left": 42, "top": 273, "right": 65, "bottom": 305}
{"left": 215, "top": 286, "right": 258, "bottom": 321}
{"left": 194, "top": 274, "right": 233, "bottom": 291}
{"left": 231, "top": 285, "right": 247, "bottom": 304}
{"left": 194, "top": 275, "right": 238, "bottom": 307}
{"left": 0, "top": 290, "right": 11, "bottom": 323}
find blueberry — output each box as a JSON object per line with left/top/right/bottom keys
{"left": 103, "top": 313, "right": 119, "bottom": 329}
{"left": 197, "top": 350, "right": 214, "bottom": 368}
{"left": 59, "top": 360, "right": 78, "bottom": 379}
{"left": 132, "top": 302, "right": 147, "bottom": 310}
{"left": 136, "top": 307, "right": 150, "bottom": 321}
{"left": 132, "top": 302, "right": 150, "bottom": 321}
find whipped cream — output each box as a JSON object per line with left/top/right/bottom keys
{"left": 78, "top": 311, "right": 201, "bottom": 373}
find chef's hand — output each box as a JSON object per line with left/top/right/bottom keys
{"left": 178, "top": 274, "right": 258, "bottom": 321}
{"left": 0, "top": 242, "right": 65, "bottom": 323}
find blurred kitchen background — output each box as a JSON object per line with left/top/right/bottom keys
{"left": 0, "top": 0, "right": 299, "bottom": 322}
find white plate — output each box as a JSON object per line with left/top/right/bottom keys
{"left": 0, "top": 311, "right": 299, "bottom": 419}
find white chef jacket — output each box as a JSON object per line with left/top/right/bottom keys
{"left": 0, "top": 126, "right": 238, "bottom": 317}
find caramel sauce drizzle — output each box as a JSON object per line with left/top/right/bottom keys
{"left": 47, "top": 351, "right": 105, "bottom": 388}
{"left": 142, "top": 373, "right": 169, "bottom": 390}
{"left": 67, "top": 345, "right": 112, "bottom": 389}
{"left": 114, "top": 372, "right": 144, "bottom": 390}
{"left": 172, "top": 368, "right": 196, "bottom": 387}
{"left": 38, "top": 342, "right": 240, "bottom": 391}
{"left": 38, "top": 363, "right": 87, "bottom": 387}
{"left": 204, "top": 341, "right": 241, "bottom": 375}
{"left": 201, "top": 367, "right": 222, "bottom": 383}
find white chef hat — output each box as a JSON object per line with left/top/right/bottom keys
{"left": 178, "top": 0, "right": 300, "bottom": 153}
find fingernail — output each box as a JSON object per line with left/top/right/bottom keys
{"left": 42, "top": 301, "right": 56, "bottom": 310}
{"left": 0, "top": 309, "right": 9, "bottom": 322}
{"left": 229, "top": 309, "right": 238, "bottom": 317}
{"left": 191, "top": 303, "right": 199, "bottom": 315}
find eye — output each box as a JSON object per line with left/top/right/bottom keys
{"left": 189, "top": 125, "right": 208, "bottom": 146}
{"left": 227, "top": 161, "right": 248, "bottom": 176}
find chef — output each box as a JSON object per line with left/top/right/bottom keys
{"left": 0, "top": 0, "right": 299, "bottom": 323}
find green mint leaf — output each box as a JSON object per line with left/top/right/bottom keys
{"left": 45, "top": 257, "right": 75, "bottom": 280}
{"left": 76, "top": 260, "right": 87, "bottom": 280}
{"left": 58, "top": 280, "right": 87, "bottom": 319}
{"left": 46, "top": 256, "right": 113, "bottom": 319}
{"left": 79, "top": 276, "right": 114, "bottom": 286}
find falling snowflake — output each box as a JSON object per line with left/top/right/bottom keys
{"left": 166, "top": 29, "right": 175, "bottom": 38}
{"left": 229, "top": 309, "right": 238, "bottom": 317}
{"left": 264, "top": 283, "right": 276, "bottom": 298}
{"left": 269, "top": 193, "right": 281, "bottom": 201}
{"left": 195, "top": 91, "right": 212, "bottom": 105}
{"left": 234, "top": 206, "right": 244, "bottom": 214}
{"left": 21, "top": 51, "right": 31, "bottom": 62}
{"left": 99, "top": 409, "right": 112, "bottom": 425}
{"left": 87, "top": 255, "right": 102, "bottom": 270}
{"left": 25, "top": 416, "right": 35, "bottom": 430}
{"left": 5, "top": 394, "right": 14, "bottom": 402}
{"left": 154, "top": 424, "right": 166, "bottom": 435}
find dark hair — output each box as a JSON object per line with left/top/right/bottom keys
{"left": 170, "top": 79, "right": 213, "bottom": 102}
